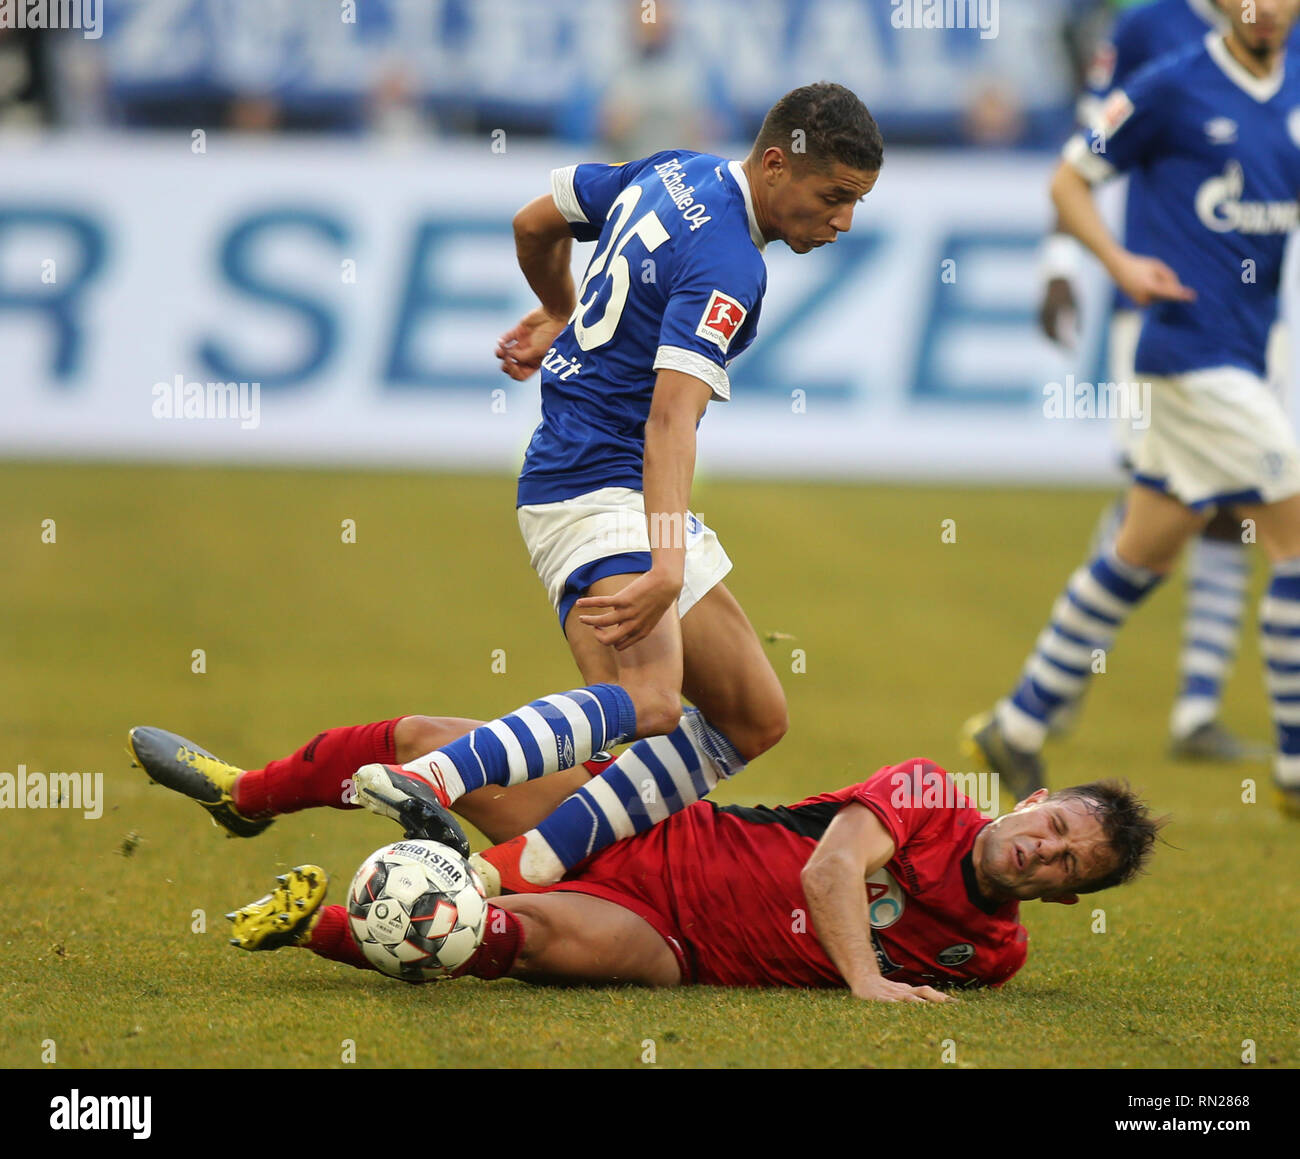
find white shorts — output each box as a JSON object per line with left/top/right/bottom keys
{"left": 517, "top": 486, "right": 733, "bottom": 628}
{"left": 1128, "top": 365, "right": 1300, "bottom": 510}
{"left": 1108, "top": 310, "right": 1143, "bottom": 462}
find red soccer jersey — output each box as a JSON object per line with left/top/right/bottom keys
{"left": 552, "top": 759, "right": 1028, "bottom": 989}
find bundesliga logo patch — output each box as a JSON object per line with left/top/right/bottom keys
{"left": 1097, "top": 90, "right": 1133, "bottom": 138}
{"left": 696, "top": 290, "right": 746, "bottom": 352}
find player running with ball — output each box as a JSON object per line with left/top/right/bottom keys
{"left": 967, "top": 0, "right": 1300, "bottom": 817}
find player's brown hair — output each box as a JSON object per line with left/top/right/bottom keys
{"left": 1049, "top": 780, "right": 1166, "bottom": 894}
{"left": 750, "top": 82, "right": 884, "bottom": 174}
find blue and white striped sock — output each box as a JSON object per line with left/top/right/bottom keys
{"left": 997, "top": 547, "right": 1163, "bottom": 752}
{"left": 513, "top": 707, "right": 745, "bottom": 886}
{"left": 401, "top": 683, "right": 636, "bottom": 804}
{"left": 1260, "top": 558, "right": 1300, "bottom": 788}
{"left": 1088, "top": 496, "right": 1127, "bottom": 559}
{"left": 1170, "top": 537, "right": 1250, "bottom": 739}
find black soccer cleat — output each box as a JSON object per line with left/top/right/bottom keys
{"left": 1168, "top": 721, "right": 1270, "bottom": 763}
{"left": 352, "top": 763, "right": 471, "bottom": 858}
{"left": 961, "top": 711, "right": 1047, "bottom": 802}
{"left": 127, "top": 726, "right": 272, "bottom": 838}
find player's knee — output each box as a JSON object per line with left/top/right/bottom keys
{"left": 732, "top": 699, "right": 789, "bottom": 761}
{"left": 393, "top": 716, "right": 458, "bottom": 763}
{"left": 497, "top": 899, "right": 556, "bottom": 973}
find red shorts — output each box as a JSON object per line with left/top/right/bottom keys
{"left": 539, "top": 802, "right": 845, "bottom": 989}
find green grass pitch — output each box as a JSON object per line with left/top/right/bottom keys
{"left": 1, "top": 461, "right": 1296, "bottom": 1069}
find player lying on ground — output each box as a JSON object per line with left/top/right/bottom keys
{"left": 129, "top": 722, "right": 1160, "bottom": 999}
{"left": 966, "top": 0, "right": 1300, "bottom": 818}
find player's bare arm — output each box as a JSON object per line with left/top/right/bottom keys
{"left": 1050, "top": 159, "right": 1195, "bottom": 308}
{"left": 575, "top": 368, "right": 712, "bottom": 651}
{"left": 496, "top": 194, "right": 575, "bottom": 380}
{"left": 801, "top": 802, "right": 953, "bottom": 1004}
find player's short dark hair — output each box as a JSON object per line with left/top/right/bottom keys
{"left": 1049, "top": 780, "right": 1166, "bottom": 894}
{"left": 751, "top": 82, "right": 883, "bottom": 174}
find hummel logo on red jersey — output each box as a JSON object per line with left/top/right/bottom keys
{"left": 696, "top": 290, "right": 746, "bottom": 352}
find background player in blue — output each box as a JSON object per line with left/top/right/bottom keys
{"left": 1037, "top": 0, "right": 1276, "bottom": 762}
{"left": 968, "top": 0, "right": 1300, "bottom": 817}
{"left": 345, "top": 84, "right": 885, "bottom": 895}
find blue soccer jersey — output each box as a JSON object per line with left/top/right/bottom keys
{"left": 1082, "top": 0, "right": 1227, "bottom": 312}
{"left": 516, "top": 151, "right": 767, "bottom": 507}
{"left": 1084, "top": 0, "right": 1221, "bottom": 104}
{"left": 1066, "top": 33, "right": 1300, "bottom": 378}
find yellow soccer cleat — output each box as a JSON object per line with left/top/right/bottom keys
{"left": 1274, "top": 782, "right": 1300, "bottom": 821}
{"left": 227, "top": 866, "right": 329, "bottom": 951}
{"left": 127, "top": 726, "right": 272, "bottom": 838}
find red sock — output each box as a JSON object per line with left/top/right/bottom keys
{"left": 232, "top": 718, "right": 402, "bottom": 817}
{"left": 309, "top": 902, "right": 523, "bottom": 981}
{"left": 303, "top": 905, "right": 373, "bottom": 971}
{"left": 453, "top": 904, "right": 525, "bottom": 980}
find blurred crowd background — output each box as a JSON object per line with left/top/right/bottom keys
{"left": 1, "top": 0, "right": 1141, "bottom": 147}
{"left": 0, "top": 0, "right": 1220, "bottom": 481}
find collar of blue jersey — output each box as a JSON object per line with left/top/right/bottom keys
{"left": 725, "top": 160, "right": 767, "bottom": 252}
{"left": 1205, "top": 29, "right": 1286, "bottom": 103}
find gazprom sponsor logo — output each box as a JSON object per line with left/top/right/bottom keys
{"left": 1195, "top": 162, "right": 1299, "bottom": 235}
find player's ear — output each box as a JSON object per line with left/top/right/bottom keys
{"left": 1014, "top": 787, "right": 1051, "bottom": 811}
{"left": 760, "top": 146, "right": 788, "bottom": 182}
{"left": 1042, "top": 892, "right": 1079, "bottom": 906}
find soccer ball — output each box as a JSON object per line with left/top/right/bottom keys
{"left": 347, "top": 839, "right": 487, "bottom": 982}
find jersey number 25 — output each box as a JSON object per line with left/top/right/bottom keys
{"left": 571, "top": 185, "right": 669, "bottom": 352}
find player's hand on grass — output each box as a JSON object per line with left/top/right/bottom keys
{"left": 1038, "top": 276, "right": 1079, "bottom": 348}
{"left": 852, "top": 979, "right": 955, "bottom": 1004}
{"left": 495, "top": 307, "right": 569, "bottom": 380}
{"left": 1109, "top": 252, "right": 1197, "bottom": 308}
{"left": 575, "top": 570, "right": 681, "bottom": 651}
